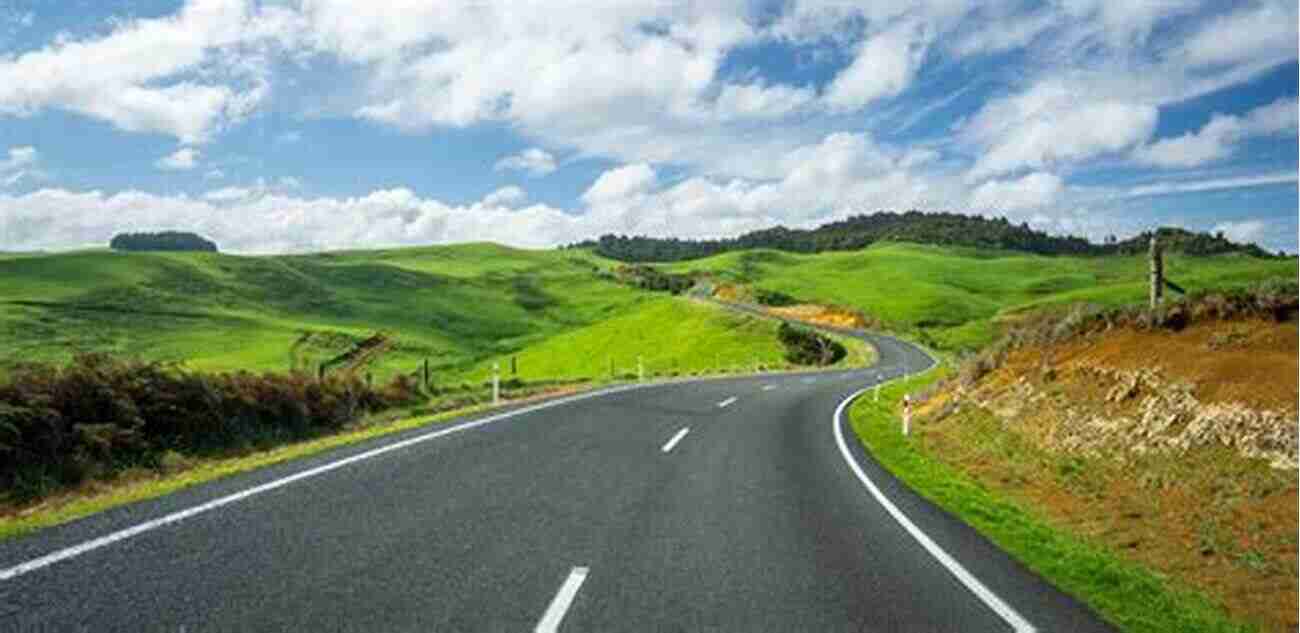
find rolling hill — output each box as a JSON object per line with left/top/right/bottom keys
{"left": 659, "top": 242, "right": 1295, "bottom": 350}
{"left": 0, "top": 244, "right": 786, "bottom": 383}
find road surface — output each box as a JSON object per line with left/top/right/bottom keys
{"left": 0, "top": 328, "right": 1112, "bottom": 632}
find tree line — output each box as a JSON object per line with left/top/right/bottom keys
{"left": 110, "top": 231, "right": 218, "bottom": 252}
{"left": 566, "top": 211, "right": 1279, "bottom": 262}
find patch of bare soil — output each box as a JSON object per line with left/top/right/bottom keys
{"left": 918, "top": 318, "right": 1298, "bottom": 631}
{"left": 766, "top": 303, "right": 868, "bottom": 329}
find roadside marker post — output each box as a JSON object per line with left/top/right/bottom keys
{"left": 902, "top": 394, "right": 912, "bottom": 436}
{"left": 638, "top": 355, "right": 644, "bottom": 382}
{"left": 493, "top": 362, "right": 500, "bottom": 405}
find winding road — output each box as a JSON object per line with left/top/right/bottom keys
{"left": 0, "top": 325, "right": 1112, "bottom": 632}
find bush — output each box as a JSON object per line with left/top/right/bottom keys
{"left": 0, "top": 354, "right": 420, "bottom": 503}
{"left": 754, "top": 288, "right": 798, "bottom": 306}
{"left": 777, "top": 322, "right": 846, "bottom": 366}
{"left": 109, "top": 231, "right": 218, "bottom": 252}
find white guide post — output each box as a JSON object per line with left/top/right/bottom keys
{"left": 902, "top": 394, "right": 912, "bottom": 436}
{"left": 493, "top": 362, "right": 500, "bottom": 405}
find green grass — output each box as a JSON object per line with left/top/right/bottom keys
{"left": 0, "top": 245, "right": 646, "bottom": 382}
{"left": 662, "top": 242, "right": 1294, "bottom": 351}
{"left": 848, "top": 370, "right": 1255, "bottom": 633}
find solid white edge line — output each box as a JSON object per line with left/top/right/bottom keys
{"left": 534, "top": 566, "right": 590, "bottom": 633}
{"left": 717, "top": 396, "right": 737, "bottom": 408}
{"left": 833, "top": 386, "right": 1036, "bottom": 633}
{"left": 0, "top": 384, "right": 646, "bottom": 583}
{"left": 661, "top": 427, "right": 691, "bottom": 453}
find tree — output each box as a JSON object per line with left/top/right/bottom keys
{"left": 110, "top": 231, "right": 218, "bottom": 252}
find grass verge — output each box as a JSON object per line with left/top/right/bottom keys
{"left": 0, "top": 383, "right": 589, "bottom": 542}
{"left": 847, "top": 369, "right": 1255, "bottom": 633}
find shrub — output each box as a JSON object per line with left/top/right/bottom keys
{"left": 777, "top": 322, "right": 846, "bottom": 366}
{"left": 0, "top": 354, "right": 420, "bottom": 503}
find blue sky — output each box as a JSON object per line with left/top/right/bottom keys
{"left": 0, "top": 0, "right": 1295, "bottom": 254}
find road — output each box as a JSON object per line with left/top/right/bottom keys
{"left": 0, "top": 327, "right": 1112, "bottom": 632}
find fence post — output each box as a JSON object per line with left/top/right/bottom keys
{"left": 493, "top": 362, "right": 500, "bottom": 405}
{"left": 423, "top": 358, "right": 429, "bottom": 388}
{"left": 511, "top": 355, "right": 517, "bottom": 376}
{"left": 1149, "top": 235, "right": 1163, "bottom": 309}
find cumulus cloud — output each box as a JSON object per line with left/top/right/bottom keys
{"left": 1211, "top": 219, "right": 1267, "bottom": 244}
{"left": 581, "top": 163, "right": 658, "bottom": 206}
{"left": 1134, "top": 97, "right": 1298, "bottom": 168}
{"left": 494, "top": 148, "right": 557, "bottom": 177}
{"left": 481, "top": 185, "right": 527, "bottom": 207}
{"left": 0, "top": 186, "right": 583, "bottom": 254}
{"left": 1179, "top": 2, "right": 1298, "bottom": 68}
{"left": 969, "top": 172, "right": 1065, "bottom": 212}
{"left": 0, "top": 0, "right": 299, "bottom": 143}
{"left": 825, "top": 20, "right": 931, "bottom": 111}
{"left": 963, "top": 80, "right": 1158, "bottom": 181}
{"left": 155, "top": 148, "right": 200, "bottom": 171}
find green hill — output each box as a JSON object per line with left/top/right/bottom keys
{"left": 2, "top": 241, "right": 1289, "bottom": 380}
{"left": 0, "top": 244, "right": 782, "bottom": 382}
{"left": 660, "top": 242, "right": 1295, "bottom": 350}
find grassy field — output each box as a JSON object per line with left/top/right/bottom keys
{"left": 0, "top": 244, "right": 642, "bottom": 379}
{"left": 849, "top": 370, "right": 1255, "bottom": 633}
{"left": 660, "top": 242, "right": 1295, "bottom": 350}
{"left": 0, "top": 244, "right": 818, "bottom": 384}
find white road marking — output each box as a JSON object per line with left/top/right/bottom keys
{"left": 801, "top": 377, "right": 816, "bottom": 384}
{"left": 761, "top": 385, "right": 776, "bottom": 391}
{"left": 717, "top": 396, "right": 738, "bottom": 408}
{"left": 0, "top": 384, "right": 648, "bottom": 583}
{"left": 661, "top": 427, "right": 691, "bottom": 453}
{"left": 832, "top": 389, "right": 1036, "bottom": 633}
{"left": 535, "top": 566, "right": 589, "bottom": 633}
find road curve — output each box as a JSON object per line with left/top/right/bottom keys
{"left": 0, "top": 327, "right": 1113, "bottom": 632}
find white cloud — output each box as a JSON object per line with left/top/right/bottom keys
{"left": 0, "top": 0, "right": 298, "bottom": 143}
{"left": 1211, "top": 219, "right": 1267, "bottom": 244}
{"left": 969, "top": 172, "right": 1065, "bottom": 211}
{"left": 481, "top": 185, "right": 527, "bottom": 207}
{"left": 0, "top": 186, "right": 581, "bottom": 253}
{"left": 1134, "top": 97, "right": 1298, "bottom": 168}
{"left": 963, "top": 80, "right": 1158, "bottom": 181}
{"left": 581, "top": 163, "right": 658, "bottom": 206}
{"left": 203, "top": 168, "right": 225, "bottom": 180}
{"left": 203, "top": 186, "right": 252, "bottom": 202}
{"left": 1180, "top": 2, "right": 1298, "bottom": 68}
{"left": 493, "top": 148, "right": 557, "bottom": 177}
{"left": 155, "top": 147, "right": 200, "bottom": 171}
{"left": 0, "top": 145, "right": 39, "bottom": 186}
{"left": 1125, "top": 171, "right": 1298, "bottom": 197}
{"left": 824, "top": 20, "right": 931, "bottom": 111}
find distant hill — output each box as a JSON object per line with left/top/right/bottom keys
{"left": 569, "top": 211, "right": 1278, "bottom": 262}
{"left": 110, "top": 231, "right": 218, "bottom": 252}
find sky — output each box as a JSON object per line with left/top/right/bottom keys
{"left": 0, "top": 0, "right": 1295, "bottom": 254}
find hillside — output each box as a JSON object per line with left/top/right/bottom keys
{"left": 0, "top": 244, "right": 784, "bottom": 383}
{"left": 905, "top": 303, "right": 1297, "bottom": 631}
{"left": 573, "top": 213, "right": 1281, "bottom": 262}
{"left": 658, "top": 242, "right": 1295, "bottom": 350}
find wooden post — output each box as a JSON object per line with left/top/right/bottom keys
{"left": 511, "top": 355, "right": 517, "bottom": 376}
{"left": 1149, "top": 235, "right": 1163, "bottom": 309}
{"left": 423, "top": 358, "right": 429, "bottom": 388}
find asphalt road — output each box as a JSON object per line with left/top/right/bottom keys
{"left": 0, "top": 328, "right": 1113, "bottom": 632}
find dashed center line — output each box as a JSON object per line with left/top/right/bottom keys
{"left": 534, "top": 566, "right": 589, "bottom": 633}
{"left": 761, "top": 385, "right": 776, "bottom": 391}
{"left": 717, "top": 396, "right": 738, "bottom": 408}
{"left": 661, "top": 427, "right": 691, "bottom": 453}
